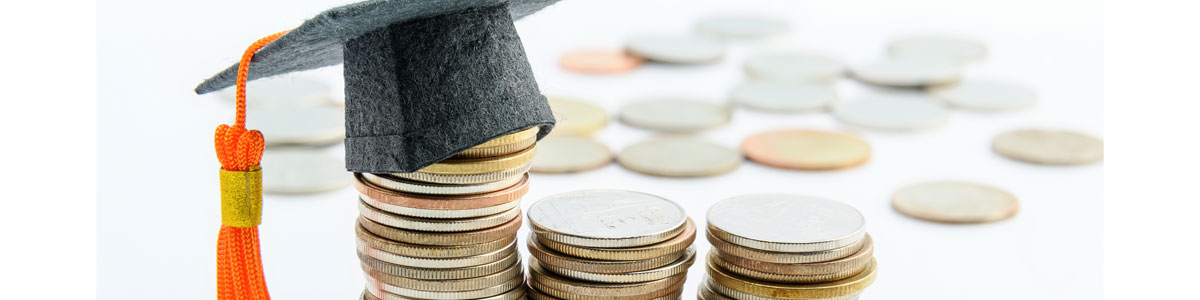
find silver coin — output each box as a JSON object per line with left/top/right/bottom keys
{"left": 707, "top": 194, "right": 866, "bottom": 252}
{"left": 850, "top": 57, "right": 963, "bottom": 87}
{"left": 357, "top": 238, "right": 518, "bottom": 269}
{"left": 731, "top": 81, "right": 838, "bottom": 112}
{"left": 619, "top": 99, "right": 730, "bottom": 133}
{"left": 260, "top": 149, "right": 350, "bottom": 194}
{"left": 626, "top": 34, "right": 725, "bottom": 64}
{"left": 538, "top": 246, "right": 696, "bottom": 283}
{"left": 695, "top": 14, "right": 790, "bottom": 40}
{"left": 832, "top": 94, "right": 949, "bottom": 131}
{"left": 892, "top": 181, "right": 1019, "bottom": 223}
{"left": 617, "top": 137, "right": 741, "bottom": 178}
{"left": 361, "top": 172, "right": 524, "bottom": 195}
{"left": 217, "top": 76, "right": 333, "bottom": 108}
{"left": 530, "top": 136, "right": 612, "bottom": 174}
{"left": 358, "top": 200, "right": 521, "bottom": 232}
{"left": 247, "top": 105, "right": 345, "bottom": 146}
{"left": 361, "top": 195, "right": 521, "bottom": 219}
{"left": 889, "top": 35, "right": 988, "bottom": 63}
{"left": 929, "top": 79, "right": 1037, "bottom": 111}
{"left": 363, "top": 271, "right": 523, "bottom": 299}
{"left": 993, "top": 129, "right": 1104, "bottom": 165}
{"left": 528, "top": 189, "right": 688, "bottom": 248}
{"left": 744, "top": 52, "right": 845, "bottom": 83}
{"left": 389, "top": 162, "right": 531, "bottom": 185}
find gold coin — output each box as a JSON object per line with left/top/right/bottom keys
{"left": 528, "top": 234, "right": 686, "bottom": 274}
{"left": 364, "top": 272, "right": 524, "bottom": 300}
{"left": 456, "top": 127, "right": 540, "bottom": 158}
{"left": 717, "top": 234, "right": 873, "bottom": 276}
{"left": 354, "top": 224, "right": 513, "bottom": 259}
{"left": 357, "top": 214, "right": 522, "bottom": 246}
{"left": 703, "top": 275, "right": 862, "bottom": 300}
{"left": 707, "top": 255, "right": 877, "bottom": 299}
{"left": 357, "top": 249, "right": 518, "bottom": 280}
{"left": 706, "top": 230, "right": 864, "bottom": 264}
{"left": 697, "top": 279, "right": 734, "bottom": 300}
{"left": 528, "top": 259, "right": 687, "bottom": 300}
{"left": 418, "top": 145, "right": 537, "bottom": 175}
{"left": 711, "top": 244, "right": 870, "bottom": 283}
{"left": 359, "top": 200, "right": 521, "bottom": 232}
{"left": 992, "top": 129, "right": 1103, "bottom": 165}
{"left": 389, "top": 162, "right": 531, "bottom": 185}
{"left": 892, "top": 181, "right": 1019, "bottom": 223}
{"left": 536, "top": 218, "right": 697, "bottom": 261}
{"left": 537, "top": 246, "right": 696, "bottom": 283}
{"left": 741, "top": 129, "right": 870, "bottom": 170}
{"left": 362, "top": 257, "right": 522, "bottom": 292}
{"left": 364, "top": 286, "right": 527, "bottom": 300}
{"left": 548, "top": 97, "right": 609, "bottom": 136}
{"left": 526, "top": 280, "right": 683, "bottom": 300}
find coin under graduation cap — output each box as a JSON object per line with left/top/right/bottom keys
{"left": 930, "top": 79, "right": 1037, "bottom": 111}
{"left": 744, "top": 52, "right": 845, "bottom": 83}
{"left": 993, "top": 129, "right": 1104, "bottom": 165}
{"left": 889, "top": 35, "right": 988, "bottom": 62}
{"left": 547, "top": 97, "right": 608, "bottom": 136}
{"left": 742, "top": 129, "right": 871, "bottom": 170}
{"left": 528, "top": 189, "right": 688, "bottom": 248}
{"left": 851, "top": 57, "right": 963, "bottom": 87}
{"left": 617, "top": 137, "right": 741, "bottom": 177}
{"left": 731, "top": 81, "right": 838, "bottom": 113}
{"left": 708, "top": 194, "right": 866, "bottom": 252}
{"left": 892, "top": 181, "right": 1019, "bottom": 223}
{"left": 619, "top": 99, "right": 731, "bottom": 132}
{"left": 530, "top": 135, "right": 612, "bottom": 174}
{"left": 625, "top": 34, "right": 725, "bottom": 64}
{"left": 260, "top": 148, "right": 351, "bottom": 194}
{"left": 832, "top": 94, "right": 950, "bottom": 131}
{"left": 560, "top": 49, "right": 646, "bottom": 74}
{"left": 695, "top": 14, "right": 790, "bottom": 40}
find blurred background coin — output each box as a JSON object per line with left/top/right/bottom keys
{"left": 530, "top": 136, "right": 612, "bottom": 174}
{"left": 547, "top": 97, "right": 608, "bottom": 136}
{"left": 832, "top": 94, "right": 950, "bottom": 131}
{"left": 892, "top": 181, "right": 1019, "bottom": 223}
{"left": 731, "top": 81, "right": 838, "bottom": 113}
{"left": 248, "top": 105, "right": 346, "bottom": 146}
{"left": 560, "top": 49, "right": 645, "bottom": 74}
{"left": 930, "top": 79, "right": 1037, "bottom": 111}
{"left": 617, "top": 137, "right": 741, "bottom": 177}
{"left": 851, "top": 57, "right": 963, "bottom": 87}
{"left": 260, "top": 148, "right": 351, "bottom": 194}
{"left": 217, "top": 76, "right": 334, "bottom": 108}
{"left": 888, "top": 35, "right": 988, "bottom": 63}
{"left": 625, "top": 34, "right": 725, "bottom": 64}
{"left": 694, "top": 14, "right": 790, "bottom": 40}
{"left": 743, "top": 52, "right": 845, "bottom": 83}
{"left": 619, "top": 99, "right": 730, "bottom": 133}
{"left": 993, "top": 129, "right": 1104, "bottom": 165}
{"left": 741, "top": 129, "right": 870, "bottom": 170}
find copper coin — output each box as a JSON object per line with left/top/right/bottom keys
{"left": 742, "top": 129, "right": 871, "bottom": 170}
{"left": 358, "top": 214, "right": 521, "bottom": 246}
{"left": 560, "top": 49, "right": 645, "bottom": 74}
{"left": 716, "top": 234, "right": 874, "bottom": 276}
{"left": 353, "top": 173, "right": 527, "bottom": 210}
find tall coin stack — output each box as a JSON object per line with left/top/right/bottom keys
{"left": 353, "top": 127, "right": 541, "bottom": 300}
{"left": 700, "top": 194, "right": 877, "bottom": 300}
{"left": 524, "top": 190, "right": 698, "bottom": 300}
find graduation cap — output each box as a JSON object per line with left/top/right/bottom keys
{"left": 197, "top": 1, "right": 559, "bottom": 299}
{"left": 197, "top": 0, "right": 560, "bottom": 173}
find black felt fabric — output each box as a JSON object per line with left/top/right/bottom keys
{"left": 343, "top": 4, "right": 553, "bottom": 173}
{"left": 193, "top": 0, "right": 559, "bottom": 173}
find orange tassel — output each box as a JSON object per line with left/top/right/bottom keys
{"left": 214, "top": 30, "right": 288, "bottom": 300}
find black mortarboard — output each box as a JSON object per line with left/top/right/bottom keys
{"left": 195, "top": 0, "right": 559, "bottom": 173}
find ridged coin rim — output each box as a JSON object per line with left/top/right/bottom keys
{"left": 354, "top": 223, "right": 513, "bottom": 259}
{"left": 711, "top": 251, "right": 868, "bottom": 283}
{"left": 528, "top": 260, "right": 687, "bottom": 299}
{"left": 357, "top": 249, "right": 518, "bottom": 280}
{"left": 364, "top": 272, "right": 523, "bottom": 300}
{"left": 363, "top": 285, "right": 527, "bottom": 300}
{"left": 706, "top": 230, "right": 864, "bottom": 264}
{"left": 707, "top": 256, "right": 877, "bottom": 299}
{"left": 362, "top": 195, "right": 521, "bottom": 219}
{"left": 362, "top": 257, "right": 522, "bottom": 291}
{"left": 359, "top": 200, "right": 521, "bottom": 232}
{"left": 358, "top": 215, "right": 521, "bottom": 246}
{"left": 538, "top": 246, "right": 696, "bottom": 283}
{"left": 703, "top": 275, "right": 863, "bottom": 300}
{"left": 528, "top": 233, "right": 686, "bottom": 274}
{"left": 357, "top": 235, "right": 517, "bottom": 268}
{"left": 362, "top": 172, "right": 525, "bottom": 195}
{"left": 536, "top": 218, "right": 696, "bottom": 261}
{"left": 718, "top": 234, "right": 874, "bottom": 276}
{"left": 417, "top": 146, "right": 537, "bottom": 175}
{"left": 354, "top": 174, "right": 527, "bottom": 210}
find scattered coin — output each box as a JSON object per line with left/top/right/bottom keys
{"left": 889, "top": 35, "right": 988, "bottom": 62}
{"left": 528, "top": 189, "right": 688, "bottom": 248}
{"left": 625, "top": 34, "right": 725, "bottom": 64}
{"left": 731, "top": 81, "right": 838, "bottom": 112}
{"left": 248, "top": 105, "right": 345, "bottom": 146}
{"left": 744, "top": 52, "right": 845, "bottom": 83}
{"left": 695, "top": 14, "right": 790, "bottom": 40}
{"left": 892, "top": 181, "right": 1019, "bottom": 223}
{"left": 560, "top": 49, "right": 646, "bottom": 74}
{"left": 930, "top": 79, "right": 1037, "bottom": 111}
{"left": 741, "top": 129, "right": 870, "bottom": 170}
{"left": 832, "top": 94, "right": 950, "bottom": 131}
{"left": 850, "top": 57, "right": 963, "bottom": 87}
{"left": 993, "top": 129, "right": 1104, "bottom": 165}
{"left": 259, "top": 149, "right": 350, "bottom": 194}
{"left": 218, "top": 76, "right": 333, "bottom": 108}
{"left": 617, "top": 137, "right": 741, "bottom": 177}
{"left": 619, "top": 99, "right": 731, "bottom": 132}
{"left": 547, "top": 97, "right": 608, "bottom": 136}
{"left": 530, "top": 136, "right": 612, "bottom": 174}
{"left": 708, "top": 194, "right": 866, "bottom": 252}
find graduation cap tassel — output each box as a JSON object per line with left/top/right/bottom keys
{"left": 213, "top": 30, "right": 288, "bottom": 300}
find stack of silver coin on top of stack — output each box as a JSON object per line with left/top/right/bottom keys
{"left": 352, "top": 127, "right": 541, "bottom": 300}
{"left": 525, "top": 190, "right": 698, "bottom": 300}
{"left": 701, "top": 194, "right": 877, "bottom": 300}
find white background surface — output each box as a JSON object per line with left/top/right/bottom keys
{"left": 97, "top": 0, "right": 1102, "bottom": 299}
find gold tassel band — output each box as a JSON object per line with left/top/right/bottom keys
{"left": 220, "top": 166, "right": 263, "bottom": 227}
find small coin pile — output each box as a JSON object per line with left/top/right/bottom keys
{"left": 525, "top": 190, "right": 698, "bottom": 300}
{"left": 353, "top": 127, "right": 541, "bottom": 300}
{"left": 702, "top": 194, "right": 877, "bottom": 300}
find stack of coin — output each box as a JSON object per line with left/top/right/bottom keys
{"left": 524, "top": 190, "right": 698, "bottom": 300}
{"left": 353, "top": 127, "right": 540, "bottom": 300}
{"left": 701, "top": 194, "right": 877, "bottom": 300}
